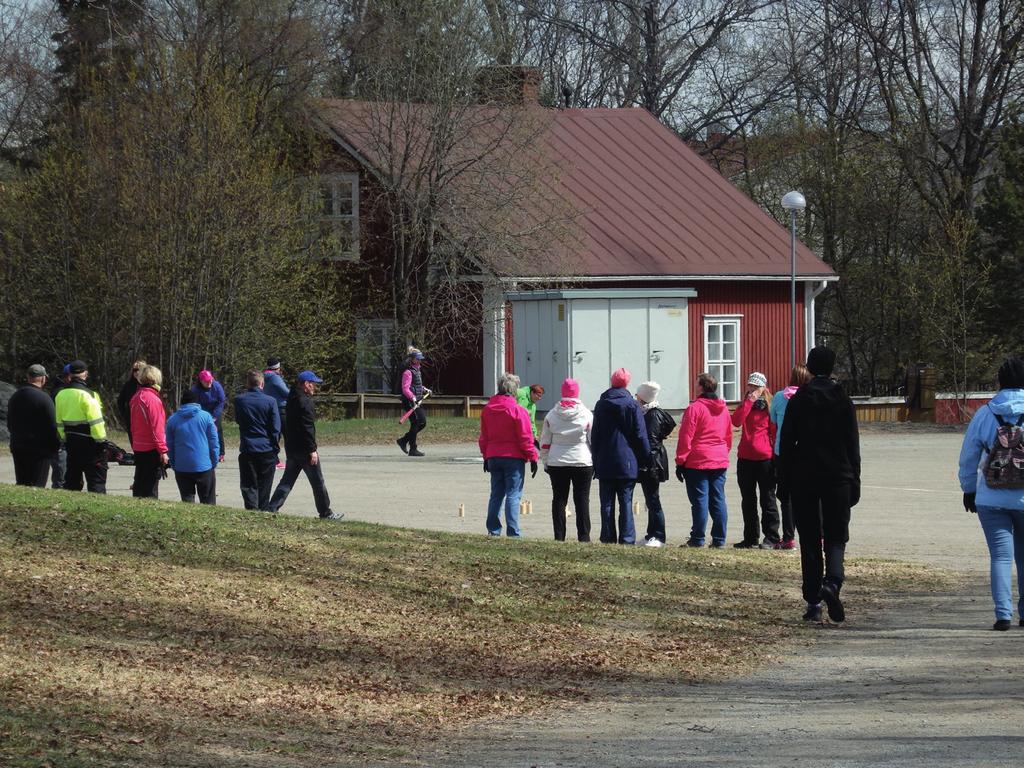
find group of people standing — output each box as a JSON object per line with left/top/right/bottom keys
{"left": 6, "top": 356, "right": 340, "bottom": 521}
{"left": 477, "top": 346, "right": 862, "bottom": 623}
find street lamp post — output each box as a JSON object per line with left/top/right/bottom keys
{"left": 781, "top": 191, "right": 806, "bottom": 369}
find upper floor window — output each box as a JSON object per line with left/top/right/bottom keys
{"left": 355, "top": 319, "right": 394, "bottom": 393}
{"left": 704, "top": 315, "right": 741, "bottom": 402}
{"left": 319, "top": 173, "right": 359, "bottom": 260}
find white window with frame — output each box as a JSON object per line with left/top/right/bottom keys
{"left": 704, "top": 315, "right": 741, "bottom": 402}
{"left": 319, "top": 173, "right": 359, "bottom": 260}
{"left": 355, "top": 319, "right": 394, "bottom": 393}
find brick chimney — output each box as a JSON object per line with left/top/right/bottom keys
{"left": 474, "top": 66, "right": 543, "bottom": 106}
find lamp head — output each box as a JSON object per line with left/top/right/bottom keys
{"left": 781, "top": 190, "right": 806, "bottom": 212}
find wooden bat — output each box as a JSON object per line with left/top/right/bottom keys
{"left": 399, "top": 390, "right": 431, "bottom": 423}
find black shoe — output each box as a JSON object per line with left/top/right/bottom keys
{"left": 320, "top": 511, "right": 344, "bottom": 521}
{"left": 819, "top": 582, "right": 845, "bottom": 623}
{"left": 396, "top": 437, "right": 409, "bottom": 454}
{"left": 408, "top": 448, "right": 425, "bottom": 457}
{"left": 733, "top": 540, "right": 757, "bottom": 549}
{"left": 1019, "top": 619, "right": 1024, "bottom": 627}
{"left": 709, "top": 542, "right": 725, "bottom": 549}
{"left": 993, "top": 619, "right": 1012, "bottom": 631}
{"left": 681, "top": 540, "right": 703, "bottom": 548}
{"left": 802, "top": 603, "right": 822, "bottom": 621}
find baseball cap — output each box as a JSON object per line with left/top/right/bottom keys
{"left": 297, "top": 370, "right": 323, "bottom": 383}
{"left": 68, "top": 360, "right": 87, "bottom": 374}
{"left": 27, "top": 364, "right": 47, "bottom": 377}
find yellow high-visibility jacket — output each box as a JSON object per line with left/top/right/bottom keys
{"left": 55, "top": 381, "right": 107, "bottom": 442}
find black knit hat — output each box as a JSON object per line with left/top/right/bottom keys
{"left": 806, "top": 346, "right": 836, "bottom": 376}
{"left": 997, "top": 357, "right": 1024, "bottom": 390}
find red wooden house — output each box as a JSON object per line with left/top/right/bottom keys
{"left": 314, "top": 94, "right": 835, "bottom": 410}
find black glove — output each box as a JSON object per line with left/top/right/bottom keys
{"left": 533, "top": 438, "right": 540, "bottom": 450}
{"left": 483, "top": 458, "right": 489, "bottom": 473}
{"left": 530, "top": 460, "right": 538, "bottom": 478}
{"left": 675, "top": 465, "right": 685, "bottom": 483}
{"left": 850, "top": 483, "right": 861, "bottom": 508}
{"left": 963, "top": 492, "right": 977, "bottom": 514}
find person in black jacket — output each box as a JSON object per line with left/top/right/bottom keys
{"left": 116, "top": 359, "right": 146, "bottom": 445}
{"left": 635, "top": 381, "right": 677, "bottom": 547}
{"left": 778, "top": 346, "right": 861, "bottom": 624}
{"left": 7, "top": 364, "right": 61, "bottom": 487}
{"left": 267, "top": 370, "right": 341, "bottom": 520}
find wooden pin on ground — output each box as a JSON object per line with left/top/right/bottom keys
{"left": 458, "top": 503, "right": 465, "bottom": 518}
{"left": 519, "top": 500, "right": 527, "bottom": 516}
{"left": 632, "top": 500, "right": 640, "bottom": 515}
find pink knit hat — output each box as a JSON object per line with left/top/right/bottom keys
{"left": 198, "top": 370, "right": 213, "bottom": 384}
{"left": 611, "top": 367, "right": 631, "bottom": 388}
{"left": 561, "top": 378, "right": 580, "bottom": 398}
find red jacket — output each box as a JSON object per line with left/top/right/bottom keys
{"left": 479, "top": 394, "right": 539, "bottom": 462}
{"left": 675, "top": 395, "right": 732, "bottom": 470}
{"left": 730, "top": 396, "right": 776, "bottom": 461}
{"left": 130, "top": 386, "right": 168, "bottom": 453}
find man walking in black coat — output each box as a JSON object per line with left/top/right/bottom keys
{"left": 778, "top": 346, "right": 861, "bottom": 623}
{"left": 7, "top": 364, "right": 61, "bottom": 487}
{"left": 268, "top": 370, "right": 341, "bottom": 520}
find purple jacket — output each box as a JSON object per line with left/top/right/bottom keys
{"left": 190, "top": 380, "right": 226, "bottom": 420}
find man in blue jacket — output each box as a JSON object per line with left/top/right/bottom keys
{"left": 591, "top": 367, "right": 651, "bottom": 545}
{"left": 166, "top": 390, "right": 219, "bottom": 504}
{"left": 233, "top": 369, "right": 281, "bottom": 511}
{"left": 263, "top": 357, "right": 290, "bottom": 468}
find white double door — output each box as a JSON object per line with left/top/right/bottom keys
{"left": 569, "top": 297, "right": 689, "bottom": 409}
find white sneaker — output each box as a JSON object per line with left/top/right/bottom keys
{"left": 644, "top": 538, "right": 664, "bottom": 548}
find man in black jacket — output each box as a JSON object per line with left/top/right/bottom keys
{"left": 267, "top": 370, "right": 341, "bottom": 520}
{"left": 7, "top": 364, "right": 61, "bottom": 487}
{"left": 778, "top": 346, "right": 861, "bottom": 623}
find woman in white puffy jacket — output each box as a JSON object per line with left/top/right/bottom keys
{"left": 540, "top": 378, "right": 594, "bottom": 541}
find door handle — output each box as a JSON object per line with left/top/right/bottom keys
{"left": 650, "top": 350, "right": 662, "bottom": 363}
{"left": 573, "top": 350, "right": 586, "bottom": 364}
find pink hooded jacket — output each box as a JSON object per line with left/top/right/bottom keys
{"left": 675, "top": 395, "right": 732, "bottom": 470}
{"left": 730, "top": 396, "right": 776, "bottom": 461}
{"left": 479, "top": 394, "right": 539, "bottom": 462}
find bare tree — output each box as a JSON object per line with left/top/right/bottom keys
{"left": 853, "top": 0, "right": 1024, "bottom": 218}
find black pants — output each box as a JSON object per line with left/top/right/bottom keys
{"left": 12, "top": 451, "right": 51, "bottom": 487}
{"left": 175, "top": 469, "right": 216, "bottom": 504}
{"left": 402, "top": 402, "right": 427, "bottom": 449}
{"left": 547, "top": 465, "right": 592, "bottom": 541}
{"left": 639, "top": 476, "right": 666, "bottom": 542}
{"left": 774, "top": 458, "right": 796, "bottom": 542}
{"left": 65, "top": 436, "right": 107, "bottom": 493}
{"left": 269, "top": 454, "right": 333, "bottom": 517}
{"left": 239, "top": 451, "right": 277, "bottom": 510}
{"left": 793, "top": 483, "right": 852, "bottom": 604}
{"left": 133, "top": 450, "right": 163, "bottom": 499}
{"left": 736, "top": 458, "right": 781, "bottom": 544}
{"left": 214, "top": 416, "right": 225, "bottom": 458}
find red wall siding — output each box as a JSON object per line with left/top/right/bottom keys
{"left": 688, "top": 282, "right": 805, "bottom": 398}
{"left": 936, "top": 395, "right": 992, "bottom": 425}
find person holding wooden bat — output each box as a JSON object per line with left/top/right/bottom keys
{"left": 396, "top": 346, "right": 431, "bottom": 457}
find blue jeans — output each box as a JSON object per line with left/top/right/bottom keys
{"left": 977, "top": 505, "right": 1024, "bottom": 621}
{"left": 599, "top": 479, "right": 636, "bottom": 544}
{"left": 487, "top": 457, "right": 525, "bottom": 537}
{"left": 684, "top": 468, "right": 727, "bottom": 545}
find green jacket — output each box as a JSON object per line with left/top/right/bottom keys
{"left": 516, "top": 386, "right": 538, "bottom": 439}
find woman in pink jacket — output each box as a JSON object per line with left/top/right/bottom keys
{"left": 731, "top": 371, "right": 781, "bottom": 548}
{"left": 129, "top": 365, "right": 169, "bottom": 499}
{"left": 479, "top": 372, "right": 539, "bottom": 537}
{"left": 675, "top": 372, "right": 733, "bottom": 548}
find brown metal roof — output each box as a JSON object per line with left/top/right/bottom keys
{"left": 315, "top": 101, "right": 834, "bottom": 279}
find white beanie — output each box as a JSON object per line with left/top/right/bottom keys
{"left": 636, "top": 381, "right": 660, "bottom": 403}
{"left": 747, "top": 371, "right": 767, "bottom": 388}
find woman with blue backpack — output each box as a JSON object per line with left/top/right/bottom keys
{"left": 959, "top": 356, "right": 1024, "bottom": 631}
